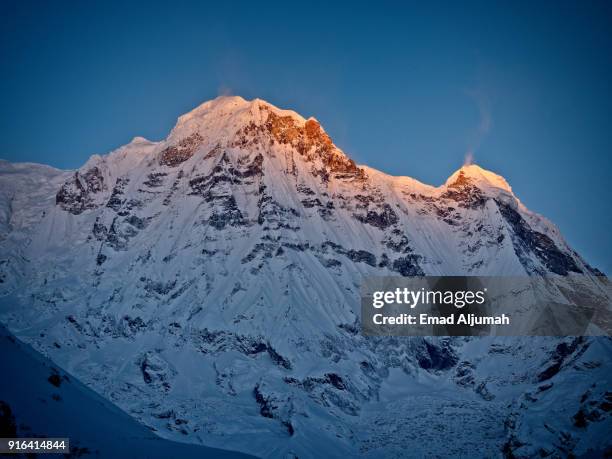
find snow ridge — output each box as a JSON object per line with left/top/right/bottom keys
{"left": 0, "top": 96, "right": 609, "bottom": 458}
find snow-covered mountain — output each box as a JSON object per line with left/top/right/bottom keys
{"left": 0, "top": 324, "right": 254, "bottom": 458}
{"left": 0, "top": 95, "right": 610, "bottom": 458}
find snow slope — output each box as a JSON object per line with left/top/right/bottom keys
{"left": 0, "top": 95, "right": 610, "bottom": 458}
{"left": 0, "top": 324, "right": 255, "bottom": 458}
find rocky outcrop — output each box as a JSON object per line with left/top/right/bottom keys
{"left": 56, "top": 167, "right": 105, "bottom": 214}
{"left": 159, "top": 133, "right": 204, "bottom": 167}
{"left": 138, "top": 352, "right": 175, "bottom": 392}
{"left": 441, "top": 171, "right": 487, "bottom": 209}
{"left": 497, "top": 200, "right": 582, "bottom": 275}
{"left": 234, "top": 106, "right": 364, "bottom": 181}
{"left": 192, "top": 328, "right": 292, "bottom": 370}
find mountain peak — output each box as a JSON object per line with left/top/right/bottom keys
{"left": 445, "top": 163, "right": 513, "bottom": 194}
{"left": 129, "top": 136, "right": 153, "bottom": 144}
{"left": 168, "top": 95, "right": 308, "bottom": 144}
{"left": 174, "top": 95, "right": 306, "bottom": 126}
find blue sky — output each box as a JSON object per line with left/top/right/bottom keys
{"left": 1, "top": 0, "right": 610, "bottom": 272}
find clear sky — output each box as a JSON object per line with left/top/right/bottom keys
{"left": 1, "top": 0, "right": 610, "bottom": 272}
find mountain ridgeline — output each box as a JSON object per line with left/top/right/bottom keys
{"left": 0, "top": 96, "right": 609, "bottom": 458}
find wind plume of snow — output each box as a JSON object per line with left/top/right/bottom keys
{"left": 464, "top": 150, "right": 475, "bottom": 166}
{"left": 217, "top": 84, "right": 233, "bottom": 97}
{"left": 464, "top": 89, "right": 492, "bottom": 165}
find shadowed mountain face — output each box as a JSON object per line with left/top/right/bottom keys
{"left": 0, "top": 325, "right": 255, "bottom": 458}
{"left": 0, "top": 96, "right": 609, "bottom": 458}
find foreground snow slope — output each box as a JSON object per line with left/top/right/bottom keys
{"left": 0, "top": 325, "right": 255, "bottom": 458}
{"left": 0, "top": 96, "right": 610, "bottom": 458}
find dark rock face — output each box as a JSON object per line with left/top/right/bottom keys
{"left": 125, "top": 215, "right": 147, "bottom": 230}
{"left": 143, "top": 172, "right": 167, "bottom": 188}
{"left": 298, "top": 192, "right": 335, "bottom": 221}
{"left": 138, "top": 352, "right": 173, "bottom": 392}
{"left": 431, "top": 203, "right": 461, "bottom": 226}
{"left": 253, "top": 384, "right": 274, "bottom": 418}
{"left": 391, "top": 255, "right": 424, "bottom": 276}
{"left": 283, "top": 371, "right": 363, "bottom": 416}
{"left": 104, "top": 217, "right": 138, "bottom": 251}
{"left": 537, "top": 338, "right": 586, "bottom": 382}
{"left": 284, "top": 372, "right": 347, "bottom": 391}
{"left": 234, "top": 106, "right": 364, "bottom": 181}
{"left": 143, "top": 278, "right": 177, "bottom": 296}
{"left": 416, "top": 339, "right": 458, "bottom": 371}
{"left": 121, "top": 315, "right": 147, "bottom": 337}
{"left": 571, "top": 390, "right": 612, "bottom": 429}
{"left": 189, "top": 153, "right": 233, "bottom": 196}
{"left": 267, "top": 346, "right": 292, "bottom": 370}
{"left": 497, "top": 200, "right": 582, "bottom": 275}
{"left": 56, "top": 167, "right": 105, "bottom": 215}
{"left": 384, "top": 230, "right": 416, "bottom": 254}
{"left": 253, "top": 384, "right": 295, "bottom": 436}
{"left": 241, "top": 242, "right": 278, "bottom": 264}
{"left": 324, "top": 372, "right": 346, "bottom": 390}
{"left": 282, "top": 242, "right": 311, "bottom": 252}
{"left": 93, "top": 209, "right": 148, "bottom": 257}
{"left": 321, "top": 241, "right": 377, "bottom": 267}
{"left": 192, "top": 329, "right": 292, "bottom": 370}
{"left": 159, "top": 133, "right": 204, "bottom": 167}
{"left": 440, "top": 172, "right": 487, "bottom": 209}
{"left": 209, "top": 195, "right": 245, "bottom": 230}
{"left": 106, "top": 177, "right": 129, "bottom": 211}
{"left": 346, "top": 250, "right": 376, "bottom": 267}
{"left": 257, "top": 185, "right": 300, "bottom": 231}
{"left": 230, "top": 153, "right": 264, "bottom": 180}
{"left": 353, "top": 203, "right": 399, "bottom": 230}
{"left": 189, "top": 152, "right": 254, "bottom": 229}
{"left": 92, "top": 218, "right": 108, "bottom": 241}
{"left": 454, "top": 361, "right": 476, "bottom": 387}
{"left": 301, "top": 197, "right": 323, "bottom": 208}
{"left": 96, "top": 253, "right": 107, "bottom": 265}
{"left": 296, "top": 183, "right": 315, "bottom": 195}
